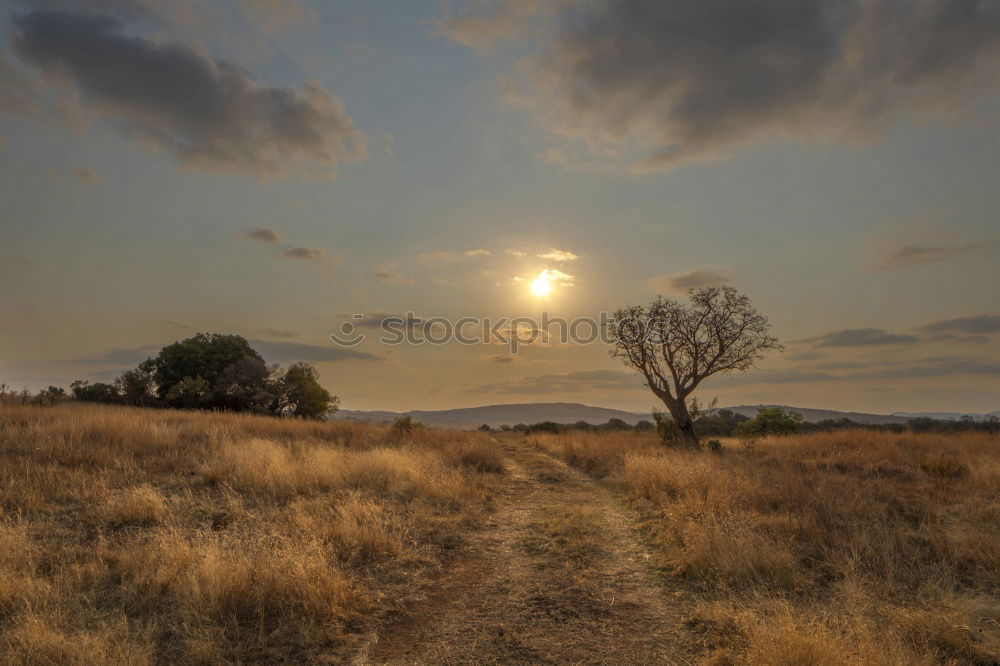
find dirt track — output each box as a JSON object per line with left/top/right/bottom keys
{"left": 352, "top": 437, "right": 697, "bottom": 665}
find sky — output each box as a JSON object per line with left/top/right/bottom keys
{"left": 1, "top": 0, "right": 998, "bottom": 414}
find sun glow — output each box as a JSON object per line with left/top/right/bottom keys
{"left": 530, "top": 271, "right": 553, "bottom": 297}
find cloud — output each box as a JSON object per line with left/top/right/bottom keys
{"left": 240, "top": 0, "right": 315, "bottom": 32}
{"left": 718, "top": 355, "right": 1000, "bottom": 387}
{"left": 249, "top": 339, "right": 380, "bottom": 363}
{"left": 8, "top": 9, "right": 366, "bottom": 179}
{"left": 878, "top": 240, "right": 993, "bottom": 269}
{"left": 260, "top": 328, "right": 298, "bottom": 339}
{"left": 848, "top": 356, "right": 1000, "bottom": 381}
{"left": 787, "top": 351, "right": 828, "bottom": 362}
{"left": 74, "top": 167, "right": 100, "bottom": 184}
{"left": 0, "top": 343, "right": 161, "bottom": 384}
{"left": 69, "top": 344, "right": 162, "bottom": 366}
{"left": 74, "top": 339, "right": 379, "bottom": 365}
{"left": 373, "top": 268, "right": 414, "bottom": 284}
{"left": 343, "top": 312, "right": 426, "bottom": 332}
{"left": 449, "top": 0, "right": 1000, "bottom": 170}
{"left": 918, "top": 314, "right": 1000, "bottom": 336}
{"left": 435, "top": 0, "right": 548, "bottom": 51}
{"left": 475, "top": 369, "right": 641, "bottom": 394}
{"left": 537, "top": 248, "right": 579, "bottom": 262}
{"left": 525, "top": 268, "right": 575, "bottom": 287}
{"left": 718, "top": 368, "right": 839, "bottom": 386}
{"left": 245, "top": 227, "right": 282, "bottom": 244}
{"left": 419, "top": 248, "right": 492, "bottom": 264}
{"left": 0, "top": 336, "right": 377, "bottom": 388}
{"left": 0, "top": 51, "right": 47, "bottom": 116}
{"left": 281, "top": 246, "right": 325, "bottom": 261}
{"left": 647, "top": 268, "right": 734, "bottom": 292}
{"left": 157, "top": 320, "right": 189, "bottom": 330}
{"left": 484, "top": 354, "right": 517, "bottom": 364}
{"left": 805, "top": 328, "right": 920, "bottom": 347}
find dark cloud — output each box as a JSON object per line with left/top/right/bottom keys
{"left": 69, "top": 344, "right": 161, "bottom": 366}
{"left": 451, "top": 0, "right": 1000, "bottom": 169}
{"left": 850, "top": 357, "right": 1000, "bottom": 381}
{"left": 249, "top": 339, "right": 380, "bottom": 363}
{"left": 281, "top": 246, "right": 325, "bottom": 261}
{"left": 8, "top": 9, "right": 365, "bottom": 178}
{"left": 157, "top": 320, "right": 189, "bottom": 330}
{"left": 878, "top": 240, "right": 992, "bottom": 269}
{"left": 918, "top": 314, "right": 1000, "bottom": 336}
{"left": 342, "top": 312, "right": 425, "bottom": 332}
{"left": 245, "top": 227, "right": 282, "bottom": 244}
{"left": 475, "top": 369, "right": 641, "bottom": 394}
{"left": 4, "top": 338, "right": 374, "bottom": 384}
{"left": 718, "top": 356, "right": 1000, "bottom": 386}
{"left": 648, "top": 268, "right": 734, "bottom": 292}
{"left": 786, "top": 351, "right": 828, "bottom": 362}
{"left": 67, "top": 339, "right": 378, "bottom": 366}
{"left": 717, "top": 368, "right": 838, "bottom": 386}
{"left": 806, "top": 328, "right": 920, "bottom": 347}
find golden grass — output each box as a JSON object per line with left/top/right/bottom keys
{"left": 0, "top": 403, "right": 503, "bottom": 664}
{"left": 534, "top": 428, "right": 1000, "bottom": 664}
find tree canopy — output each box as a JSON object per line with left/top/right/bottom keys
{"left": 609, "top": 286, "right": 781, "bottom": 447}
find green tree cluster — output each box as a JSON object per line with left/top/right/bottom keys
{"left": 70, "top": 333, "right": 337, "bottom": 419}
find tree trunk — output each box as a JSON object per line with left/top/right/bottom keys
{"left": 665, "top": 399, "right": 700, "bottom": 448}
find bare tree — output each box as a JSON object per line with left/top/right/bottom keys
{"left": 609, "top": 286, "right": 781, "bottom": 447}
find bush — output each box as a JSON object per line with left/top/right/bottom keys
{"left": 527, "top": 421, "right": 563, "bottom": 434}
{"left": 653, "top": 410, "right": 680, "bottom": 445}
{"left": 391, "top": 415, "right": 418, "bottom": 439}
{"left": 736, "top": 407, "right": 804, "bottom": 436}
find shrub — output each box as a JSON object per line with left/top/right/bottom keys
{"left": 920, "top": 454, "right": 969, "bottom": 479}
{"left": 391, "top": 415, "right": 418, "bottom": 440}
{"left": 736, "top": 407, "right": 804, "bottom": 436}
{"left": 527, "top": 421, "right": 562, "bottom": 434}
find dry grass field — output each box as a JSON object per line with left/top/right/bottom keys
{"left": 533, "top": 430, "right": 1000, "bottom": 665}
{"left": 0, "top": 403, "right": 503, "bottom": 664}
{"left": 2, "top": 403, "right": 998, "bottom": 665}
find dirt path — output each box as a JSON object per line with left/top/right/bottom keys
{"left": 351, "top": 437, "right": 698, "bottom": 665}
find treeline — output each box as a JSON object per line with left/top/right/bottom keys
{"left": 480, "top": 408, "right": 772, "bottom": 436}
{"left": 480, "top": 407, "right": 1000, "bottom": 436}
{"left": 8, "top": 333, "right": 338, "bottom": 419}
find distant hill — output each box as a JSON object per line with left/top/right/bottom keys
{"left": 724, "top": 405, "right": 913, "bottom": 426}
{"left": 331, "top": 402, "right": 920, "bottom": 429}
{"left": 333, "top": 403, "right": 650, "bottom": 429}
{"left": 892, "top": 411, "right": 1000, "bottom": 421}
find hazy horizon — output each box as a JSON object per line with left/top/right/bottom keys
{"left": 2, "top": 0, "right": 998, "bottom": 414}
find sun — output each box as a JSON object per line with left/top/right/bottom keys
{"left": 530, "top": 270, "right": 552, "bottom": 297}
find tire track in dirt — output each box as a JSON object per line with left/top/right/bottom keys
{"left": 351, "top": 437, "right": 698, "bottom": 665}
